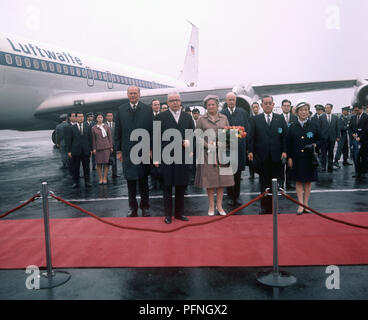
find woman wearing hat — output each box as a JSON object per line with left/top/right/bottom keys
{"left": 287, "top": 102, "right": 324, "bottom": 214}
{"left": 195, "top": 95, "right": 234, "bottom": 216}
{"left": 92, "top": 112, "right": 113, "bottom": 185}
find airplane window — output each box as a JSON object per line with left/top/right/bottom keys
{"left": 82, "top": 69, "right": 87, "bottom": 78}
{"left": 41, "top": 61, "right": 47, "bottom": 71}
{"left": 87, "top": 69, "right": 93, "bottom": 78}
{"left": 70, "top": 66, "right": 75, "bottom": 75}
{"left": 93, "top": 71, "right": 97, "bottom": 79}
{"left": 49, "top": 62, "right": 55, "bottom": 72}
{"left": 5, "top": 54, "right": 12, "bottom": 65}
{"left": 98, "top": 72, "right": 102, "bottom": 80}
{"left": 63, "top": 65, "right": 69, "bottom": 74}
{"left": 107, "top": 73, "right": 112, "bottom": 82}
{"left": 112, "top": 75, "right": 116, "bottom": 82}
{"left": 24, "top": 58, "right": 31, "bottom": 68}
{"left": 15, "top": 56, "right": 22, "bottom": 67}
{"left": 33, "top": 59, "right": 40, "bottom": 69}
{"left": 76, "top": 68, "right": 81, "bottom": 76}
{"left": 56, "top": 64, "right": 62, "bottom": 73}
{"left": 102, "top": 73, "right": 107, "bottom": 80}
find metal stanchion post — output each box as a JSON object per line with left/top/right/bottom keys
{"left": 256, "top": 179, "right": 296, "bottom": 292}
{"left": 39, "top": 182, "right": 71, "bottom": 289}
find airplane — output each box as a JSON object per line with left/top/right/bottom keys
{"left": 1, "top": 21, "right": 368, "bottom": 134}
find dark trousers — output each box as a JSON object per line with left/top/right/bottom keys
{"left": 321, "top": 138, "right": 336, "bottom": 170}
{"left": 110, "top": 149, "right": 117, "bottom": 176}
{"left": 335, "top": 133, "right": 349, "bottom": 162}
{"left": 259, "top": 156, "right": 282, "bottom": 213}
{"left": 127, "top": 177, "right": 149, "bottom": 210}
{"left": 71, "top": 154, "right": 90, "bottom": 184}
{"left": 163, "top": 185, "right": 186, "bottom": 217}
{"left": 227, "top": 170, "right": 242, "bottom": 201}
{"left": 357, "top": 144, "right": 368, "bottom": 175}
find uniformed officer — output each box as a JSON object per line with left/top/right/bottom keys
{"left": 55, "top": 114, "right": 69, "bottom": 170}
{"left": 287, "top": 102, "right": 325, "bottom": 214}
{"left": 334, "top": 106, "right": 353, "bottom": 167}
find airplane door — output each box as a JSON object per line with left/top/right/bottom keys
{"left": 86, "top": 67, "right": 94, "bottom": 87}
{"left": 106, "top": 71, "right": 113, "bottom": 89}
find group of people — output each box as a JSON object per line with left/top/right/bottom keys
{"left": 55, "top": 85, "right": 368, "bottom": 222}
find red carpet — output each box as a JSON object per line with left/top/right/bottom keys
{"left": 1, "top": 213, "right": 368, "bottom": 269}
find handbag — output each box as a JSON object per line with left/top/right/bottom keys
{"left": 304, "top": 144, "right": 320, "bottom": 168}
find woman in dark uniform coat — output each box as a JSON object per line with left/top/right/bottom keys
{"left": 287, "top": 102, "right": 324, "bottom": 214}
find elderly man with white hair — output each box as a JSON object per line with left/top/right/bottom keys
{"left": 153, "top": 92, "right": 195, "bottom": 224}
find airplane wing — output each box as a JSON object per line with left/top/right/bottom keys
{"left": 250, "top": 80, "right": 357, "bottom": 97}
{"left": 34, "top": 79, "right": 360, "bottom": 120}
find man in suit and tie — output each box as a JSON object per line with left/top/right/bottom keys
{"left": 349, "top": 103, "right": 368, "bottom": 179}
{"left": 320, "top": 103, "right": 341, "bottom": 172}
{"left": 150, "top": 99, "right": 162, "bottom": 190}
{"left": 334, "top": 106, "right": 353, "bottom": 168}
{"left": 115, "top": 86, "right": 153, "bottom": 217}
{"left": 190, "top": 108, "right": 200, "bottom": 184}
{"left": 251, "top": 102, "right": 260, "bottom": 116}
{"left": 280, "top": 99, "right": 297, "bottom": 188}
{"left": 65, "top": 112, "right": 93, "bottom": 188}
{"left": 105, "top": 111, "right": 120, "bottom": 178}
{"left": 221, "top": 92, "right": 249, "bottom": 207}
{"left": 248, "top": 95, "right": 287, "bottom": 214}
{"left": 153, "top": 92, "right": 194, "bottom": 224}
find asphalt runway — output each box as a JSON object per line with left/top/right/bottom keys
{"left": 0, "top": 130, "right": 367, "bottom": 300}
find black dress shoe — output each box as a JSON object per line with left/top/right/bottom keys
{"left": 128, "top": 210, "right": 138, "bottom": 217}
{"left": 112, "top": 174, "right": 121, "bottom": 178}
{"left": 333, "top": 161, "right": 340, "bottom": 168}
{"left": 72, "top": 183, "right": 79, "bottom": 189}
{"left": 343, "top": 161, "right": 353, "bottom": 166}
{"left": 85, "top": 181, "right": 92, "bottom": 187}
{"left": 142, "top": 209, "right": 151, "bottom": 217}
{"left": 164, "top": 216, "right": 172, "bottom": 224}
{"left": 175, "top": 215, "right": 189, "bottom": 221}
{"left": 259, "top": 208, "right": 272, "bottom": 215}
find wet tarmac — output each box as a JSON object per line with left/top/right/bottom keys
{"left": 0, "top": 130, "right": 368, "bottom": 300}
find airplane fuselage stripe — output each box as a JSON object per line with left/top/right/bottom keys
{"left": 0, "top": 51, "right": 174, "bottom": 89}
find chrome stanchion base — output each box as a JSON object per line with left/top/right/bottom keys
{"left": 39, "top": 270, "right": 71, "bottom": 290}
{"left": 256, "top": 270, "right": 297, "bottom": 288}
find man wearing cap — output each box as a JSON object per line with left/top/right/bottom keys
{"left": 221, "top": 92, "right": 249, "bottom": 207}
{"left": 320, "top": 104, "right": 341, "bottom": 172}
{"left": 248, "top": 95, "right": 287, "bottom": 214}
{"left": 55, "top": 114, "right": 69, "bottom": 170}
{"left": 334, "top": 107, "right": 353, "bottom": 167}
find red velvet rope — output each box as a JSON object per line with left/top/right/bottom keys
{"left": 0, "top": 193, "right": 41, "bottom": 219}
{"left": 49, "top": 191, "right": 269, "bottom": 233}
{"left": 280, "top": 191, "right": 368, "bottom": 230}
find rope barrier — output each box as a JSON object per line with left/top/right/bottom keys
{"left": 0, "top": 193, "right": 41, "bottom": 219}
{"left": 280, "top": 191, "right": 368, "bottom": 230}
{"left": 49, "top": 191, "right": 269, "bottom": 233}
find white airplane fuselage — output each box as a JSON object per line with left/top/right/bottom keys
{"left": 0, "top": 32, "right": 186, "bottom": 131}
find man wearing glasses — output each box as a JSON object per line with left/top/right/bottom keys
{"left": 153, "top": 92, "right": 194, "bottom": 224}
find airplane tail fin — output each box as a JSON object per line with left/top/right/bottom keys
{"left": 178, "top": 20, "right": 199, "bottom": 87}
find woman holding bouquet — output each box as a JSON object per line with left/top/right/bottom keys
{"left": 287, "top": 101, "right": 324, "bottom": 214}
{"left": 195, "top": 95, "right": 234, "bottom": 216}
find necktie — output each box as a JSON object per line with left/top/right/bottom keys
{"left": 79, "top": 124, "right": 82, "bottom": 134}
{"left": 267, "top": 114, "right": 271, "bottom": 126}
{"left": 328, "top": 115, "right": 331, "bottom": 124}
{"left": 132, "top": 104, "right": 136, "bottom": 111}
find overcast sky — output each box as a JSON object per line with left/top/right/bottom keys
{"left": 0, "top": 0, "right": 366, "bottom": 111}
